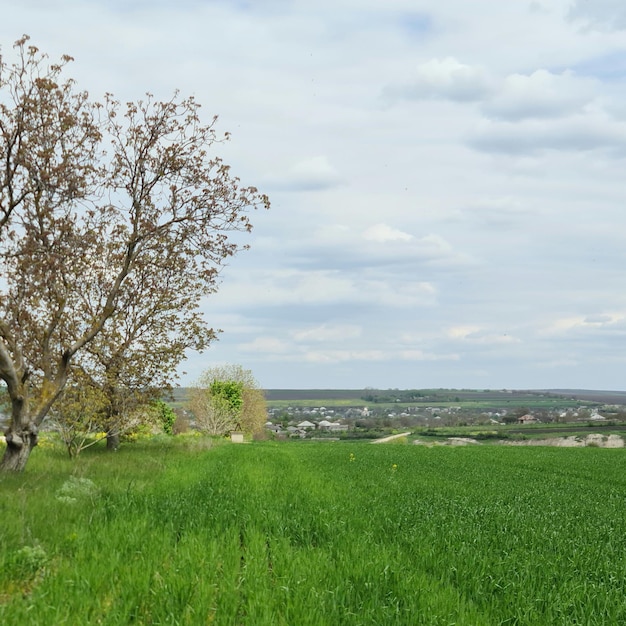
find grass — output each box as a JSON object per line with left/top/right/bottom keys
{"left": 265, "top": 398, "right": 587, "bottom": 411}
{"left": 1, "top": 437, "right": 626, "bottom": 624}
{"left": 411, "top": 422, "right": 626, "bottom": 442}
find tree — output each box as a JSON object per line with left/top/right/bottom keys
{"left": 189, "top": 387, "right": 238, "bottom": 437}
{"left": 0, "top": 37, "right": 269, "bottom": 471}
{"left": 50, "top": 376, "right": 108, "bottom": 458}
{"left": 72, "top": 248, "right": 217, "bottom": 450}
{"left": 51, "top": 371, "right": 171, "bottom": 458}
{"left": 189, "top": 364, "right": 267, "bottom": 437}
{"left": 210, "top": 380, "right": 245, "bottom": 430}
{"left": 152, "top": 400, "right": 177, "bottom": 436}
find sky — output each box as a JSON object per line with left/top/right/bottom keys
{"left": 3, "top": 0, "right": 626, "bottom": 390}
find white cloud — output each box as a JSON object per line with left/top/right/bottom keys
{"left": 241, "top": 346, "right": 460, "bottom": 365}
{"left": 482, "top": 69, "right": 596, "bottom": 121}
{"left": 209, "top": 268, "right": 439, "bottom": 309}
{"left": 281, "top": 222, "right": 475, "bottom": 273}
{"left": 265, "top": 156, "right": 344, "bottom": 191}
{"left": 302, "top": 349, "right": 387, "bottom": 364}
{"left": 291, "top": 323, "right": 362, "bottom": 342}
{"left": 446, "top": 325, "right": 521, "bottom": 345}
{"left": 540, "top": 312, "right": 626, "bottom": 336}
{"left": 238, "top": 336, "right": 292, "bottom": 354}
{"left": 385, "top": 57, "right": 493, "bottom": 103}
{"left": 447, "top": 325, "right": 481, "bottom": 339}
{"left": 467, "top": 333, "right": 521, "bottom": 346}
{"left": 536, "top": 357, "right": 581, "bottom": 369}
{"left": 362, "top": 223, "right": 413, "bottom": 242}
{"left": 456, "top": 196, "right": 531, "bottom": 229}
{"left": 469, "top": 112, "right": 626, "bottom": 155}
{"left": 398, "top": 350, "right": 460, "bottom": 361}
{"left": 583, "top": 314, "right": 614, "bottom": 324}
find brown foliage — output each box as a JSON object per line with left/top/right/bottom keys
{"left": 0, "top": 37, "right": 269, "bottom": 470}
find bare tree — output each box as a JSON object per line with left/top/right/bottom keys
{"left": 0, "top": 37, "right": 269, "bottom": 471}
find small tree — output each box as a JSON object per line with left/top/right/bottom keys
{"left": 189, "top": 389, "right": 237, "bottom": 436}
{"left": 73, "top": 243, "right": 217, "bottom": 450}
{"left": 52, "top": 370, "right": 165, "bottom": 457}
{"left": 210, "top": 380, "right": 244, "bottom": 430}
{"left": 152, "top": 399, "right": 176, "bottom": 436}
{"left": 52, "top": 379, "right": 108, "bottom": 458}
{"left": 189, "top": 365, "right": 267, "bottom": 437}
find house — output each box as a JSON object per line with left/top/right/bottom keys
{"left": 517, "top": 414, "right": 540, "bottom": 425}
{"left": 297, "top": 420, "right": 316, "bottom": 430}
{"left": 287, "top": 426, "right": 307, "bottom": 439}
{"left": 318, "top": 420, "right": 349, "bottom": 433}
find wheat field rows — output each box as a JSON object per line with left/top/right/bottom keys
{"left": 1, "top": 438, "right": 625, "bottom": 625}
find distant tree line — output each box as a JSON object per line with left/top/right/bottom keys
{"left": 361, "top": 390, "right": 426, "bottom": 403}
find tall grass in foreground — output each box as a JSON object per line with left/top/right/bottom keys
{"left": 1, "top": 439, "right": 626, "bottom": 624}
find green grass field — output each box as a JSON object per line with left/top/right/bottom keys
{"left": 1, "top": 437, "right": 625, "bottom": 624}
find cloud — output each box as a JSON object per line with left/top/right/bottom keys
{"left": 291, "top": 323, "right": 362, "bottom": 342}
{"left": 447, "top": 325, "right": 481, "bottom": 339}
{"left": 398, "top": 350, "right": 460, "bottom": 361}
{"left": 455, "top": 197, "right": 532, "bottom": 229}
{"left": 482, "top": 70, "right": 596, "bottom": 121}
{"left": 301, "top": 349, "right": 387, "bottom": 364}
{"left": 535, "top": 357, "right": 581, "bottom": 369}
{"left": 315, "top": 350, "right": 451, "bottom": 364}
{"left": 540, "top": 312, "right": 626, "bottom": 338}
{"left": 385, "top": 57, "right": 492, "bottom": 103}
{"left": 467, "top": 67, "right": 626, "bottom": 156}
{"left": 235, "top": 344, "right": 460, "bottom": 365}
{"left": 264, "top": 155, "right": 344, "bottom": 191}
{"left": 238, "top": 336, "right": 292, "bottom": 354}
{"left": 362, "top": 223, "right": 413, "bottom": 242}
{"left": 583, "top": 314, "right": 614, "bottom": 324}
{"left": 446, "top": 326, "right": 521, "bottom": 345}
{"left": 208, "top": 268, "right": 439, "bottom": 309}
{"left": 568, "top": 0, "right": 626, "bottom": 31}
{"left": 469, "top": 112, "right": 626, "bottom": 155}
{"left": 294, "top": 223, "right": 475, "bottom": 272}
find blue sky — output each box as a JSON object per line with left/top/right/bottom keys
{"left": 4, "top": 0, "right": 626, "bottom": 390}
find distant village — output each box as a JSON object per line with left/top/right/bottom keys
{"left": 264, "top": 402, "right": 623, "bottom": 439}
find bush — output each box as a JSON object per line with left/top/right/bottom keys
{"left": 152, "top": 400, "right": 177, "bottom": 435}
{"left": 8, "top": 545, "right": 48, "bottom": 579}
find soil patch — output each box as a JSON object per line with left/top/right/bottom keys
{"left": 501, "top": 434, "right": 624, "bottom": 448}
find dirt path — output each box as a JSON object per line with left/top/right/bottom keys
{"left": 371, "top": 432, "right": 412, "bottom": 444}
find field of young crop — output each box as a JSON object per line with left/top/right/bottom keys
{"left": 1, "top": 438, "right": 626, "bottom": 624}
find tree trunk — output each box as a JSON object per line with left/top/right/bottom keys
{"left": 106, "top": 432, "right": 120, "bottom": 451}
{"left": 0, "top": 424, "right": 38, "bottom": 471}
